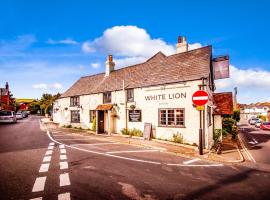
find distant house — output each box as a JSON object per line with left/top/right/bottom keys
{"left": 241, "top": 104, "right": 270, "bottom": 120}
{"left": 0, "top": 82, "right": 14, "bottom": 111}
{"left": 16, "top": 98, "right": 36, "bottom": 111}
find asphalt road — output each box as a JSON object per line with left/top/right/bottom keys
{"left": 1, "top": 115, "right": 270, "bottom": 200}
{"left": 238, "top": 119, "right": 270, "bottom": 165}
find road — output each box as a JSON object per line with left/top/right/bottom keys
{"left": 238, "top": 119, "right": 270, "bottom": 165}
{"left": 1, "top": 115, "right": 270, "bottom": 200}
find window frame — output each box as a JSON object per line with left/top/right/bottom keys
{"left": 70, "top": 96, "right": 80, "bottom": 106}
{"left": 70, "top": 110, "right": 80, "bottom": 123}
{"left": 127, "top": 89, "right": 134, "bottom": 102}
{"left": 89, "top": 110, "right": 96, "bottom": 123}
{"left": 103, "top": 92, "right": 112, "bottom": 103}
{"left": 158, "top": 108, "right": 185, "bottom": 128}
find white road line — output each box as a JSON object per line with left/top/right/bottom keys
{"left": 107, "top": 149, "right": 159, "bottom": 154}
{"left": 49, "top": 142, "right": 55, "bottom": 146}
{"left": 60, "top": 161, "right": 69, "bottom": 170}
{"left": 58, "top": 192, "right": 71, "bottom": 200}
{"left": 32, "top": 176, "right": 46, "bottom": 192}
{"left": 60, "top": 149, "right": 67, "bottom": 154}
{"left": 45, "top": 150, "right": 53, "bottom": 155}
{"left": 183, "top": 158, "right": 201, "bottom": 165}
{"left": 167, "top": 163, "right": 223, "bottom": 167}
{"left": 60, "top": 154, "right": 67, "bottom": 160}
{"left": 238, "top": 133, "right": 256, "bottom": 163}
{"left": 29, "top": 197, "right": 42, "bottom": 200}
{"left": 43, "top": 156, "right": 51, "bottom": 163}
{"left": 60, "top": 173, "right": 70, "bottom": 186}
{"left": 70, "top": 142, "right": 119, "bottom": 146}
{"left": 59, "top": 144, "right": 65, "bottom": 149}
{"left": 39, "top": 163, "right": 50, "bottom": 173}
{"left": 57, "top": 139, "right": 96, "bottom": 141}
{"left": 48, "top": 146, "right": 54, "bottom": 150}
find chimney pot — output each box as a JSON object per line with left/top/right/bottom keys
{"left": 178, "top": 36, "right": 182, "bottom": 43}
{"left": 176, "top": 36, "right": 188, "bottom": 53}
{"left": 105, "top": 55, "right": 115, "bottom": 77}
{"left": 108, "top": 55, "right": 113, "bottom": 62}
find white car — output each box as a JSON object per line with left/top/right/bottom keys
{"left": 255, "top": 120, "right": 262, "bottom": 128}
{"left": 0, "top": 110, "right": 17, "bottom": 123}
{"left": 16, "top": 112, "right": 24, "bottom": 120}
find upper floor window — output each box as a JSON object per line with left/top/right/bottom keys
{"left": 70, "top": 96, "right": 80, "bottom": 106}
{"left": 127, "top": 89, "right": 134, "bottom": 102}
{"left": 103, "top": 92, "right": 111, "bottom": 103}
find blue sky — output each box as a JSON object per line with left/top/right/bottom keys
{"left": 0, "top": 0, "right": 270, "bottom": 103}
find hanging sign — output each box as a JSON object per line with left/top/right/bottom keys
{"left": 213, "top": 56, "right": 230, "bottom": 80}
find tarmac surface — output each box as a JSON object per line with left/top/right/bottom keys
{"left": 1, "top": 115, "right": 270, "bottom": 200}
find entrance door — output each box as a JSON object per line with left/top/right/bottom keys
{"left": 98, "top": 111, "right": 104, "bottom": 133}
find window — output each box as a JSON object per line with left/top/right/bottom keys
{"left": 127, "top": 89, "right": 134, "bottom": 102}
{"left": 159, "top": 109, "right": 185, "bottom": 127}
{"left": 103, "top": 92, "right": 111, "bottom": 103}
{"left": 70, "top": 96, "right": 80, "bottom": 106}
{"left": 71, "top": 110, "right": 80, "bottom": 123}
{"left": 207, "top": 106, "right": 212, "bottom": 126}
{"left": 89, "top": 110, "right": 96, "bottom": 123}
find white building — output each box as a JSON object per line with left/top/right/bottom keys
{"left": 53, "top": 37, "right": 232, "bottom": 149}
{"left": 242, "top": 106, "right": 270, "bottom": 119}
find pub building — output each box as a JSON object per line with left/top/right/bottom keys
{"left": 53, "top": 36, "right": 232, "bottom": 149}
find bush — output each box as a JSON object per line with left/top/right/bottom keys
{"left": 222, "top": 118, "right": 236, "bottom": 135}
{"left": 121, "top": 128, "right": 130, "bottom": 135}
{"left": 120, "top": 128, "right": 143, "bottom": 137}
{"left": 172, "top": 132, "right": 184, "bottom": 144}
{"left": 92, "top": 117, "right": 96, "bottom": 132}
{"left": 231, "top": 125, "right": 238, "bottom": 140}
{"left": 213, "top": 129, "right": 222, "bottom": 144}
{"left": 258, "top": 115, "right": 267, "bottom": 122}
{"left": 233, "top": 110, "right": 240, "bottom": 122}
{"left": 66, "top": 125, "right": 72, "bottom": 128}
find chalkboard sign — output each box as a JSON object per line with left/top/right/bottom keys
{"left": 143, "top": 123, "right": 152, "bottom": 140}
{"left": 129, "top": 110, "right": 141, "bottom": 122}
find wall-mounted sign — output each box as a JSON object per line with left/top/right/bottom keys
{"left": 129, "top": 110, "right": 141, "bottom": 122}
{"left": 145, "top": 92, "right": 186, "bottom": 101}
{"left": 213, "top": 56, "right": 230, "bottom": 80}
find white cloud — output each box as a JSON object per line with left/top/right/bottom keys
{"left": 90, "top": 62, "right": 101, "bottom": 69}
{"left": 50, "top": 83, "right": 62, "bottom": 89}
{"left": 114, "top": 56, "right": 147, "bottom": 68}
{"left": 47, "top": 38, "right": 78, "bottom": 45}
{"left": 82, "top": 25, "right": 175, "bottom": 57}
{"left": 189, "top": 43, "right": 202, "bottom": 50}
{"left": 32, "top": 83, "right": 47, "bottom": 89}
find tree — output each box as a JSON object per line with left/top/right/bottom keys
{"left": 233, "top": 110, "right": 240, "bottom": 122}
{"left": 39, "top": 93, "right": 61, "bottom": 115}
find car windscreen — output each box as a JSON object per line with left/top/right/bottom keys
{"left": 0, "top": 111, "right": 12, "bottom": 116}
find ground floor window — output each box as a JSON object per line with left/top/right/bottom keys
{"left": 159, "top": 108, "right": 185, "bottom": 127}
{"left": 71, "top": 110, "right": 80, "bottom": 123}
{"left": 89, "top": 110, "right": 96, "bottom": 123}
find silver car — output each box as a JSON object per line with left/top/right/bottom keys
{"left": 255, "top": 120, "right": 262, "bottom": 128}
{"left": 0, "top": 110, "right": 17, "bottom": 123}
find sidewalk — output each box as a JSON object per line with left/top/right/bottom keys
{"left": 43, "top": 120, "right": 244, "bottom": 164}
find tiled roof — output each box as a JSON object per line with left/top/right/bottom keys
{"left": 213, "top": 92, "right": 233, "bottom": 115}
{"left": 61, "top": 46, "right": 212, "bottom": 98}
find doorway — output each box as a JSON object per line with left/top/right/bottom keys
{"left": 98, "top": 111, "right": 104, "bottom": 133}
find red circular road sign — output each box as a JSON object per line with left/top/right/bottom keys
{"left": 192, "top": 90, "right": 209, "bottom": 106}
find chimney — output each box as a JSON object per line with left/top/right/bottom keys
{"left": 176, "top": 36, "right": 188, "bottom": 53}
{"left": 105, "top": 55, "right": 115, "bottom": 77}
{"left": 5, "top": 82, "right": 9, "bottom": 91}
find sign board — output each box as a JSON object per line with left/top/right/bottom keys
{"left": 196, "top": 106, "right": 205, "bottom": 111}
{"left": 129, "top": 110, "right": 141, "bottom": 122}
{"left": 192, "top": 90, "right": 209, "bottom": 106}
{"left": 143, "top": 123, "right": 152, "bottom": 140}
{"left": 213, "top": 56, "right": 230, "bottom": 80}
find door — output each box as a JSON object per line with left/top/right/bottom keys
{"left": 98, "top": 111, "right": 104, "bottom": 133}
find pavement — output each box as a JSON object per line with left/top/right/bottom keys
{"left": 1, "top": 115, "right": 270, "bottom": 200}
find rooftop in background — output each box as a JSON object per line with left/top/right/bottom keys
{"left": 213, "top": 92, "right": 233, "bottom": 115}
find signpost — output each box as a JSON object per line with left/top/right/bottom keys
{"left": 192, "top": 90, "right": 209, "bottom": 155}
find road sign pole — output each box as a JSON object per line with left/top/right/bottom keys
{"left": 199, "top": 110, "right": 203, "bottom": 155}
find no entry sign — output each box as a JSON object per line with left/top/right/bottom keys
{"left": 192, "top": 90, "right": 209, "bottom": 106}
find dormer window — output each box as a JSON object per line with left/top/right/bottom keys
{"left": 103, "top": 92, "right": 111, "bottom": 103}
{"left": 70, "top": 96, "right": 80, "bottom": 106}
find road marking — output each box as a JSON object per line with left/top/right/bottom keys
{"left": 60, "top": 149, "right": 67, "bottom": 154}
{"left": 48, "top": 146, "right": 54, "bottom": 150}
{"left": 45, "top": 150, "right": 53, "bottom": 155}
{"left": 39, "top": 163, "right": 50, "bottom": 173}
{"left": 60, "top": 173, "right": 70, "bottom": 186}
{"left": 183, "top": 158, "right": 201, "bottom": 165}
{"left": 70, "top": 142, "right": 119, "bottom": 146}
{"left": 32, "top": 176, "right": 47, "bottom": 192}
{"left": 167, "top": 163, "right": 223, "bottom": 167}
{"left": 58, "top": 192, "right": 71, "bottom": 200}
{"left": 49, "top": 142, "right": 55, "bottom": 146}
{"left": 107, "top": 149, "right": 159, "bottom": 154}
{"left": 60, "top": 161, "right": 69, "bottom": 169}
{"left": 43, "top": 156, "right": 51, "bottom": 163}
{"left": 57, "top": 138, "right": 96, "bottom": 141}
{"left": 59, "top": 144, "right": 65, "bottom": 149}
{"left": 29, "top": 197, "right": 42, "bottom": 200}
{"left": 60, "top": 154, "right": 67, "bottom": 160}
{"left": 238, "top": 133, "right": 256, "bottom": 163}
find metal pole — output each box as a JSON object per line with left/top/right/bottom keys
{"left": 199, "top": 83, "right": 203, "bottom": 155}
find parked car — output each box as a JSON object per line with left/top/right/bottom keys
{"left": 249, "top": 118, "right": 259, "bottom": 125}
{"left": 17, "top": 110, "right": 28, "bottom": 118}
{"left": 255, "top": 119, "right": 262, "bottom": 128}
{"left": 260, "top": 122, "right": 270, "bottom": 130}
{"left": 0, "top": 110, "right": 17, "bottom": 123}
{"left": 16, "top": 112, "right": 24, "bottom": 120}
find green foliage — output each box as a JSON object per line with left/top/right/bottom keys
{"left": 231, "top": 125, "right": 238, "bottom": 139}
{"left": 120, "top": 128, "right": 143, "bottom": 137}
{"left": 92, "top": 117, "right": 96, "bottom": 132}
{"left": 120, "top": 128, "right": 129, "bottom": 135}
{"left": 222, "top": 118, "right": 238, "bottom": 139}
{"left": 258, "top": 115, "right": 267, "bottom": 122}
{"left": 172, "top": 132, "right": 184, "bottom": 144}
{"left": 233, "top": 110, "right": 240, "bottom": 122}
{"left": 213, "top": 129, "right": 222, "bottom": 144}
{"left": 39, "top": 93, "right": 61, "bottom": 115}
